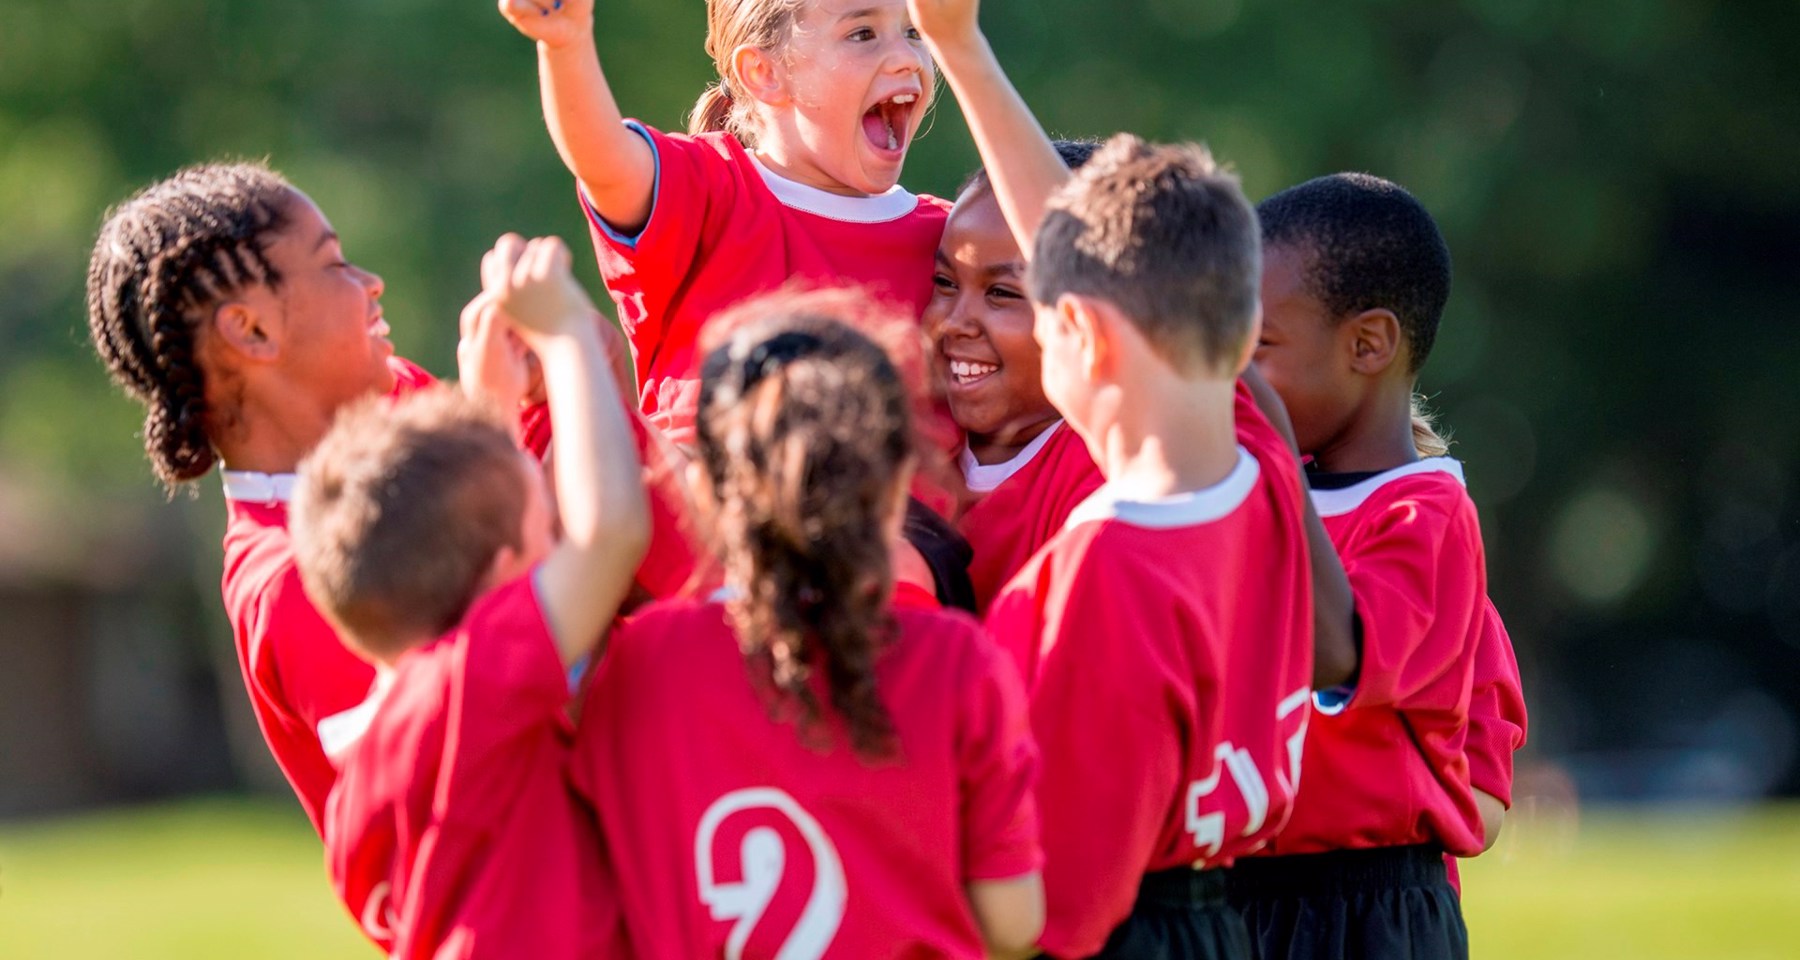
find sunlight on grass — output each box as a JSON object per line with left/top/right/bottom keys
{"left": 2, "top": 797, "right": 1798, "bottom": 959}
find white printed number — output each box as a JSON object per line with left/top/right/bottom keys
{"left": 1183, "top": 688, "right": 1310, "bottom": 859}
{"left": 695, "top": 787, "right": 846, "bottom": 960}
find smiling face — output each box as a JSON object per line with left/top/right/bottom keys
{"left": 1253, "top": 242, "right": 1359, "bottom": 456}
{"left": 924, "top": 187, "right": 1059, "bottom": 462}
{"left": 765, "top": 0, "right": 934, "bottom": 195}
{"left": 258, "top": 190, "right": 396, "bottom": 406}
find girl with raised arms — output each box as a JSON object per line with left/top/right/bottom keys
{"left": 500, "top": 0, "right": 948, "bottom": 446}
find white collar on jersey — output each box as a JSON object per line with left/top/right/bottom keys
{"left": 749, "top": 154, "right": 920, "bottom": 224}
{"left": 1308, "top": 457, "right": 1467, "bottom": 519}
{"left": 221, "top": 470, "right": 298, "bottom": 505}
{"left": 1063, "top": 446, "right": 1259, "bottom": 531}
{"left": 316, "top": 668, "right": 394, "bottom": 761}
{"left": 961, "top": 420, "right": 1066, "bottom": 494}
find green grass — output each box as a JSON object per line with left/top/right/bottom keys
{"left": 2, "top": 797, "right": 1797, "bottom": 958}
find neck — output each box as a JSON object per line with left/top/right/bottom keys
{"left": 753, "top": 142, "right": 866, "bottom": 198}
{"left": 967, "top": 412, "right": 1059, "bottom": 466}
{"left": 211, "top": 379, "right": 340, "bottom": 476}
{"left": 1307, "top": 380, "right": 1421, "bottom": 474}
{"left": 1081, "top": 370, "right": 1239, "bottom": 500}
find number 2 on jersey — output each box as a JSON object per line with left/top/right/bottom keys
{"left": 1184, "top": 687, "right": 1310, "bottom": 859}
{"left": 695, "top": 787, "right": 847, "bottom": 960}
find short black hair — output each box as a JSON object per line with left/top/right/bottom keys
{"left": 1257, "top": 173, "right": 1451, "bottom": 373}
{"left": 959, "top": 139, "right": 1104, "bottom": 197}
{"left": 1028, "top": 134, "right": 1261, "bottom": 375}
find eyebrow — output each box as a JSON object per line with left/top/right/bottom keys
{"left": 312, "top": 230, "right": 339, "bottom": 253}
{"left": 837, "top": 7, "right": 882, "bottom": 21}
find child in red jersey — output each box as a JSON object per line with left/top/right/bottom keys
{"left": 927, "top": 141, "right": 1106, "bottom": 613}
{"left": 1468, "top": 600, "right": 1529, "bottom": 850}
{"left": 289, "top": 234, "right": 646, "bottom": 959}
{"left": 501, "top": 0, "right": 950, "bottom": 445}
{"left": 569, "top": 290, "right": 1045, "bottom": 960}
{"left": 1227, "top": 173, "right": 1519, "bottom": 960}
{"left": 85, "top": 163, "right": 441, "bottom": 833}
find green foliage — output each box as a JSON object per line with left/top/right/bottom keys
{"left": 3, "top": 0, "right": 1798, "bottom": 777}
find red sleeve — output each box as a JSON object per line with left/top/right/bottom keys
{"left": 1339, "top": 489, "right": 1486, "bottom": 711}
{"left": 955, "top": 624, "right": 1043, "bottom": 882}
{"left": 582, "top": 122, "right": 739, "bottom": 397}
{"left": 435, "top": 575, "right": 571, "bottom": 825}
{"left": 1466, "top": 600, "right": 1527, "bottom": 804}
{"left": 1017, "top": 545, "right": 1186, "bottom": 958}
{"left": 386, "top": 356, "right": 437, "bottom": 397}
{"left": 263, "top": 565, "right": 376, "bottom": 734}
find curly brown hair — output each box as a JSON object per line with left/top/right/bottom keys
{"left": 696, "top": 291, "right": 914, "bottom": 758}
{"left": 85, "top": 162, "right": 294, "bottom": 490}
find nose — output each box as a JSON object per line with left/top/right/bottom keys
{"left": 884, "top": 33, "right": 928, "bottom": 80}
{"left": 938, "top": 290, "right": 983, "bottom": 342}
{"left": 359, "top": 265, "right": 385, "bottom": 300}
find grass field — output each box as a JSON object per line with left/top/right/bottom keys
{"left": 3, "top": 797, "right": 1798, "bottom": 958}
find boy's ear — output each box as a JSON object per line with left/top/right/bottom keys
{"left": 1345, "top": 307, "right": 1403, "bottom": 376}
{"left": 210, "top": 300, "right": 280, "bottom": 364}
{"left": 1060, "top": 294, "right": 1110, "bottom": 379}
{"left": 1232, "top": 307, "right": 1265, "bottom": 376}
{"left": 729, "top": 44, "right": 787, "bottom": 107}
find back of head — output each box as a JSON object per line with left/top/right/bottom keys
{"left": 291, "top": 387, "right": 528, "bottom": 662}
{"left": 690, "top": 0, "right": 805, "bottom": 140}
{"left": 1256, "top": 172, "right": 1452, "bottom": 374}
{"left": 86, "top": 162, "right": 294, "bottom": 489}
{"left": 1029, "top": 133, "right": 1262, "bottom": 375}
{"left": 696, "top": 290, "right": 913, "bottom": 757}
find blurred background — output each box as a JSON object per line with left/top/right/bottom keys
{"left": 1, "top": 0, "right": 1796, "bottom": 956}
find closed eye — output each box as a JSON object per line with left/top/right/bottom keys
{"left": 932, "top": 273, "right": 957, "bottom": 292}
{"left": 988, "top": 286, "right": 1023, "bottom": 301}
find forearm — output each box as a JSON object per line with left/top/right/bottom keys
{"left": 538, "top": 326, "right": 651, "bottom": 660}
{"left": 538, "top": 39, "right": 654, "bottom": 229}
{"left": 923, "top": 30, "right": 1069, "bottom": 251}
{"left": 1306, "top": 508, "right": 1358, "bottom": 688}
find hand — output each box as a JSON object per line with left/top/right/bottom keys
{"left": 907, "top": 0, "right": 982, "bottom": 48}
{"left": 498, "top": 0, "right": 595, "bottom": 49}
{"left": 481, "top": 234, "right": 596, "bottom": 343}
{"left": 457, "top": 290, "right": 532, "bottom": 411}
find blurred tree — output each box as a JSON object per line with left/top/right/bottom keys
{"left": 1, "top": 0, "right": 1796, "bottom": 800}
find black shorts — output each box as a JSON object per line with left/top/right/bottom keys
{"left": 1227, "top": 844, "right": 1467, "bottom": 960}
{"left": 1079, "top": 867, "right": 1252, "bottom": 960}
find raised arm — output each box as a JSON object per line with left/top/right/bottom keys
{"left": 910, "top": 0, "right": 1069, "bottom": 251}
{"left": 484, "top": 235, "right": 651, "bottom": 664}
{"left": 500, "top": 0, "right": 657, "bottom": 234}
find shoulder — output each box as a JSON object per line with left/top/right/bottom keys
{"left": 1314, "top": 459, "right": 1478, "bottom": 528}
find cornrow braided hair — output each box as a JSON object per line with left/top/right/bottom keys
{"left": 86, "top": 162, "right": 293, "bottom": 490}
{"left": 697, "top": 298, "right": 913, "bottom": 759}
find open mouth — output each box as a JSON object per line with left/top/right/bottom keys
{"left": 862, "top": 93, "right": 919, "bottom": 157}
{"left": 947, "top": 357, "right": 1000, "bottom": 388}
{"left": 369, "top": 314, "right": 392, "bottom": 339}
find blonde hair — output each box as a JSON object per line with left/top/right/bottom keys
{"left": 1411, "top": 394, "right": 1451, "bottom": 458}
{"left": 688, "top": 0, "right": 807, "bottom": 141}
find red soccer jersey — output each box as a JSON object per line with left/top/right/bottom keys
{"left": 583, "top": 122, "right": 949, "bottom": 445}
{"left": 217, "top": 356, "right": 435, "bottom": 832}
{"left": 1261, "top": 458, "right": 1489, "bottom": 858}
{"left": 518, "top": 399, "right": 703, "bottom": 600}
{"left": 570, "top": 601, "right": 1040, "bottom": 960}
{"left": 323, "top": 575, "right": 626, "bottom": 959}
{"left": 1467, "top": 599, "right": 1527, "bottom": 807}
{"left": 984, "top": 389, "right": 1314, "bottom": 959}
{"left": 955, "top": 420, "right": 1104, "bottom": 614}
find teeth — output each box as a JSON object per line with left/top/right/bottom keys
{"left": 892, "top": 94, "right": 916, "bottom": 104}
{"left": 887, "top": 125, "right": 898, "bottom": 151}
{"left": 950, "top": 360, "right": 999, "bottom": 381}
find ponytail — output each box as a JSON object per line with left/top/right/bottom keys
{"left": 696, "top": 299, "right": 912, "bottom": 757}
{"left": 1411, "top": 394, "right": 1451, "bottom": 459}
{"left": 688, "top": 82, "right": 737, "bottom": 137}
